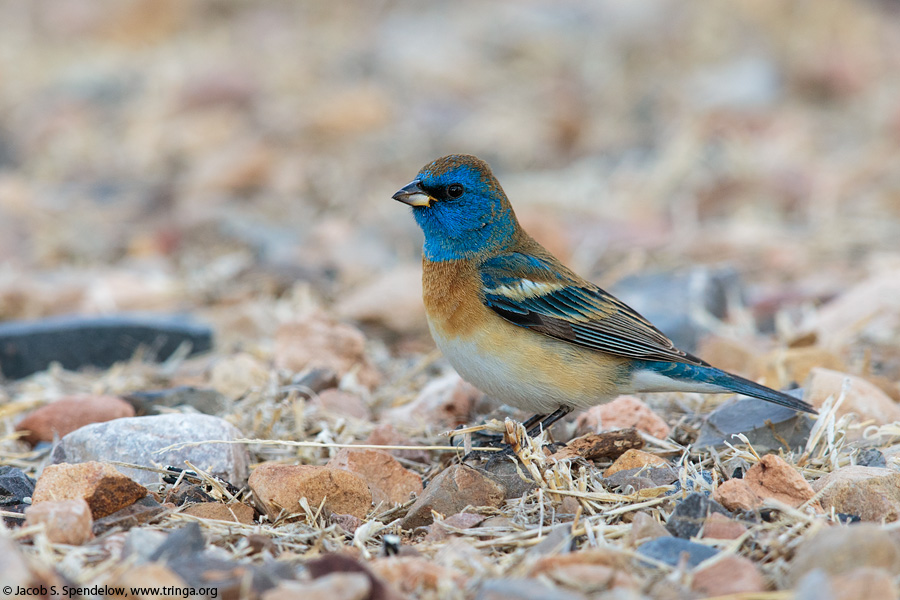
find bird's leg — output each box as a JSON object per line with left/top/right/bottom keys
{"left": 526, "top": 406, "right": 571, "bottom": 438}
{"left": 520, "top": 413, "right": 547, "bottom": 431}
{"left": 473, "top": 408, "right": 572, "bottom": 467}
{"left": 452, "top": 412, "right": 549, "bottom": 450}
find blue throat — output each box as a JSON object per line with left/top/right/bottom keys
{"left": 414, "top": 201, "right": 516, "bottom": 262}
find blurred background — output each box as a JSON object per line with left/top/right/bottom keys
{"left": 1, "top": 0, "right": 899, "bottom": 367}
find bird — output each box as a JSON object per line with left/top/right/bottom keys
{"left": 392, "top": 154, "right": 816, "bottom": 435}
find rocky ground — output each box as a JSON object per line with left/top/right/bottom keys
{"left": 2, "top": 1, "right": 900, "bottom": 599}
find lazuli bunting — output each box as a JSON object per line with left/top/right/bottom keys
{"left": 393, "top": 155, "right": 816, "bottom": 433}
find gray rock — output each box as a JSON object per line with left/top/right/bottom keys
{"left": 477, "top": 578, "right": 586, "bottom": 600}
{"left": 149, "top": 523, "right": 293, "bottom": 596}
{"left": 51, "top": 414, "right": 249, "bottom": 486}
{"left": 789, "top": 523, "right": 900, "bottom": 583}
{"left": 123, "top": 528, "right": 168, "bottom": 562}
{"left": 637, "top": 537, "right": 719, "bottom": 568}
{"left": 150, "top": 522, "right": 207, "bottom": 562}
{"left": 526, "top": 524, "right": 574, "bottom": 558}
{"left": 695, "top": 393, "right": 812, "bottom": 452}
{"left": 611, "top": 267, "right": 743, "bottom": 352}
{"left": 0, "top": 314, "right": 212, "bottom": 380}
{"left": 793, "top": 569, "right": 836, "bottom": 600}
{"left": 690, "top": 56, "right": 781, "bottom": 110}
{"left": 857, "top": 448, "right": 887, "bottom": 468}
{"left": 665, "top": 492, "right": 730, "bottom": 539}
{"left": 603, "top": 466, "right": 678, "bottom": 492}
{"left": 172, "top": 554, "right": 294, "bottom": 598}
{"left": 480, "top": 455, "right": 539, "bottom": 499}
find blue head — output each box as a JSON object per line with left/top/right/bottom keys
{"left": 393, "top": 155, "right": 519, "bottom": 261}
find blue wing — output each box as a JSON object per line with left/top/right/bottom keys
{"left": 480, "top": 252, "right": 708, "bottom": 365}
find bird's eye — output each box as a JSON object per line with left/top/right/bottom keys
{"left": 447, "top": 184, "right": 464, "bottom": 198}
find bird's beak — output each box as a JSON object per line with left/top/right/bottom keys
{"left": 392, "top": 180, "right": 434, "bottom": 207}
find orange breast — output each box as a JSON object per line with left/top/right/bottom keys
{"left": 422, "top": 258, "right": 490, "bottom": 338}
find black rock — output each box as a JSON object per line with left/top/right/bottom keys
{"left": 0, "top": 466, "right": 35, "bottom": 529}
{"left": 1, "top": 504, "right": 28, "bottom": 528}
{"left": 168, "top": 483, "right": 217, "bottom": 506}
{"left": 835, "top": 513, "right": 861, "bottom": 524}
{"left": 124, "top": 386, "right": 229, "bottom": 416}
{"left": 291, "top": 368, "right": 340, "bottom": 395}
{"left": 637, "top": 537, "right": 719, "bottom": 568}
{"left": 0, "top": 466, "right": 36, "bottom": 506}
{"left": 666, "top": 492, "right": 731, "bottom": 539}
{"left": 856, "top": 448, "right": 887, "bottom": 468}
{"left": 695, "top": 393, "right": 812, "bottom": 452}
{"left": 0, "top": 314, "right": 213, "bottom": 380}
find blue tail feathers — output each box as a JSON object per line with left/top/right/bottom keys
{"left": 636, "top": 361, "right": 818, "bottom": 414}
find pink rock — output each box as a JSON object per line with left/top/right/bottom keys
{"left": 311, "top": 389, "right": 371, "bottom": 421}
{"left": 400, "top": 465, "right": 505, "bottom": 529}
{"left": 805, "top": 368, "right": 900, "bottom": 430}
{"left": 326, "top": 448, "right": 423, "bottom": 507}
{"left": 363, "top": 424, "right": 429, "bottom": 463}
{"left": 369, "top": 556, "right": 467, "bottom": 596}
{"left": 0, "top": 535, "right": 33, "bottom": 588}
{"left": 262, "top": 573, "right": 372, "bottom": 600}
{"left": 115, "top": 564, "right": 186, "bottom": 591}
{"left": 603, "top": 449, "right": 669, "bottom": 476}
{"left": 530, "top": 550, "right": 635, "bottom": 592}
{"left": 691, "top": 555, "right": 765, "bottom": 596}
{"left": 713, "top": 479, "right": 762, "bottom": 512}
{"left": 16, "top": 395, "right": 134, "bottom": 445}
{"left": 209, "top": 353, "right": 270, "bottom": 399}
{"left": 714, "top": 455, "right": 818, "bottom": 512}
{"left": 628, "top": 512, "right": 670, "bottom": 547}
{"left": 248, "top": 463, "right": 372, "bottom": 520}
{"left": 334, "top": 265, "right": 427, "bottom": 335}
{"left": 382, "top": 373, "right": 480, "bottom": 429}
{"left": 178, "top": 68, "right": 257, "bottom": 110}
{"left": 744, "top": 454, "right": 819, "bottom": 510}
{"left": 25, "top": 499, "right": 94, "bottom": 545}
{"left": 831, "top": 567, "right": 898, "bottom": 600}
{"left": 790, "top": 523, "right": 900, "bottom": 583}
{"left": 812, "top": 269, "right": 900, "bottom": 352}
{"left": 812, "top": 466, "right": 900, "bottom": 522}
{"left": 274, "top": 312, "right": 380, "bottom": 389}
{"left": 32, "top": 462, "right": 147, "bottom": 519}
{"left": 576, "top": 396, "right": 670, "bottom": 439}
{"left": 701, "top": 512, "right": 748, "bottom": 540}
{"left": 181, "top": 502, "right": 255, "bottom": 524}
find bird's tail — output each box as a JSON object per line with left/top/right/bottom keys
{"left": 707, "top": 368, "right": 817, "bottom": 414}
{"left": 635, "top": 361, "right": 818, "bottom": 414}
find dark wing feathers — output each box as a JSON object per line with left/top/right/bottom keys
{"left": 480, "top": 252, "right": 708, "bottom": 366}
